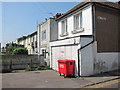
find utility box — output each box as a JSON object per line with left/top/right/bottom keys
{"left": 58, "top": 59, "right": 75, "bottom": 78}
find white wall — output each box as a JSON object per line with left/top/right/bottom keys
{"left": 37, "top": 24, "right": 41, "bottom": 55}
{"left": 50, "top": 37, "right": 119, "bottom": 76}
{"left": 50, "top": 37, "right": 80, "bottom": 76}
{"left": 50, "top": 37, "right": 80, "bottom": 47}
{"left": 40, "top": 19, "right": 50, "bottom": 47}
{"left": 38, "top": 18, "right": 58, "bottom": 66}
{"left": 80, "top": 36, "right": 94, "bottom": 76}
{"left": 95, "top": 53, "right": 119, "bottom": 73}
{"left": 80, "top": 40, "right": 120, "bottom": 76}
{"left": 58, "top": 5, "right": 93, "bottom": 39}
{"left": 93, "top": 42, "right": 120, "bottom": 74}
{"left": 51, "top": 45, "right": 79, "bottom": 76}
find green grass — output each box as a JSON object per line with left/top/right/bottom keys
{"left": 25, "top": 66, "right": 51, "bottom": 71}
{"left": 0, "top": 53, "right": 6, "bottom": 55}
{"left": 11, "top": 70, "right": 20, "bottom": 73}
{"left": 25, "top": 67, "right": 36, "bottom": 71}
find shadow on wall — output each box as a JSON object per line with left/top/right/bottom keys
{"left": 74, "top": 62, "right": 78, "bottom": 77}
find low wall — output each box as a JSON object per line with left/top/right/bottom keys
{"left": 1, "top": 55, "right": 45, "bottom": 72}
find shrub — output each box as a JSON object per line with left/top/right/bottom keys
{"left": 11, "top": 70, "right": 19, "bottom": 73}
{"left": 35, "top": 66, "right": 51, "bottom": 70}
{"left": 25, "top": 68, "right": 35, "bottom": 71}
{"left": 25, "top": 67, "right": 51, "bottom": 71}
{"left": 12, "top": 48, "right": 28, "bottom": 55}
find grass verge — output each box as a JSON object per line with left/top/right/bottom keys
{"left": 25, "top": 66, "right": 51, "bottom": 71}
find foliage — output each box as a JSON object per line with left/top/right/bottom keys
{"left": 25, "top": 66, "right": 51, "bottom": 71}
{"left": 25, "top": 68, "right": 36, "bottom": 71}
{"left": 0, "top": 53, "right": 5, "bottom": 55}
{"left": 5, "top": 42, "right": 25, "bottom": 55}
{"left": 35, "top": 66, "right": 51, "bottom": 70}
{"left": 6, "top": 47, "right": 16, "bottom": 55}
{"left": 12, "top": 48, "right": 28, "bottom": 55}
{"left": 11, "top": 70, "right": 20, "bottom": 73}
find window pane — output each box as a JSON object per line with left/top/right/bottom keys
{"left": 61, "top": 19, "right": 67, "bottom": 34}
{"left": 62, "top": 21, "right": 65, "bottom": 34}
{"left": 42, "top": 30, "right": 46, "bottom": 40}
{"left": 79, "top": 13, "right": 82, "bottom": 28}
{"left": 74, "top": 13, "right": 82, "bottom": 30}
{"left": 76, "top": 15, "right": 79, "bottom": 29}
{"left": 65, "top": 19, "right": 67, "bottom": 33}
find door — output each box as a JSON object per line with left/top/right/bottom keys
{"left": 51, "top": 45, "right": 79, "bottom": 76}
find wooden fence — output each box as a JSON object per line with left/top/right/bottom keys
{"left": 0, "top": 55, "right": 45, "bottom": 72}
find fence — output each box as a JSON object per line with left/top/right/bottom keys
{"left": 0, "top": 55, "right": 45, "bottom": 72}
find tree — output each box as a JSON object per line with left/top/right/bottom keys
{"left": 6, "top": 46, "right": 16, "bottom": 55}
{"left": 12, "top": 48, "right": 28, "bottom": 55}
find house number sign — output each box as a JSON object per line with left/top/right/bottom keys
{"left": 97, "top": 16, "right": 107, "bottom": 21}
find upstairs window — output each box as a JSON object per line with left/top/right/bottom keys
{"left": 61, "top": 19, "right": 68, "bottom": 35}
{"left": 42, "top": 30, "right": 46, "bottom": 40}
{"left": 35, "top": 41, "right": 37, "bottom": 48}
{"left": 74, "top": 13, "right": 82, "bottom": 30}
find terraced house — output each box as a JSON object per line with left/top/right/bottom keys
{"left": 37, "top": 14, "right": 60, "bottom": 66}
{"left": 14, "top": 31, "right": 38, "bottom": 55}
{"left": 50, "top": 1, "right": 120, "bottom": 76}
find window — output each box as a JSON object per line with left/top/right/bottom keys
{"left": 35, "top": 41, "right": 37, "bottom": 48}
{"left": 42, "top": 30, "right": 46, "bottom": 40}
{"left": 74, "top": 13, "right": 82, "bottom": 30}
{"left": 61, "top": 19, "right": 68, "bottom": 36}
{"left": 32, "top": 42, "right": 34, "bottom": 49}
{"left": 42, "top": 49, "right": 46, "bottom": 58}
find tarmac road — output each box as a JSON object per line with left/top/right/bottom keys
{"left": 2, "top": 70, "right": 120, "bottom": 88}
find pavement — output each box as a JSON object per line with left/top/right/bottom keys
{"left": 2, "top": 69, "right": 120, "bottom": 88}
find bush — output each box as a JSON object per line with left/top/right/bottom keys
{"left": 35, "top": 66, "right": 51, "bottom": 70}
{"left": 25, "top": 68, "right": 36, "bottom": 71}
{"left": 25, "top": 67, "right": 51, "bottom": 71}
{"left": 11, "top": 70, "right": 20, "bottom": 73}
{"left": 12, "top": 48, "right": 28, "bottom": 55}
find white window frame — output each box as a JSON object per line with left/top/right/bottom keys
{"left": 74, "top": 12, "right": 82, "bottom": 30}
{"left": 72, "top": 12, "right": 84, "bottom": 34}
{"left": 60, "top": 19, "right": 68, "bottom": 37}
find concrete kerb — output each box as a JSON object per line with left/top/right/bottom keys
{"left": 80, "top": 76, "right": 120, "bottom": 88}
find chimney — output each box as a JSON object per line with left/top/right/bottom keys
{"left": 116, "top": 1, "right": 120, "bottom": 4}
{"left": 45, "top": 18, "right": 47, "bottom": 21}
{"left": 54, "top": 13, "right": 62, "bottom": 19}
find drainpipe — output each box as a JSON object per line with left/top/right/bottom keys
{"left": 77, "top": 48, "right": 80, "bottom": 77}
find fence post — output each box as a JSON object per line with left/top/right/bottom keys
{"left": 30, "top": 59, "right": 32, "bottom": 68}
{"left": 9, "top": 59, "right": 12, "bottom": 71}
{"left": 38, "top": 54, "right": 41, "bottom": 67}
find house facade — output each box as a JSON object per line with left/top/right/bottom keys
{"left": 50, "top": 1, "right": 120, "bottom": 76}
{"left": 15, "top": 31, "right": 38, "bottom": 55}
{"left": 37, "top": 17, "right": 58, "bottom": 66}
{"left": 25, "top": 31, "right": 38, "bottom": 55}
